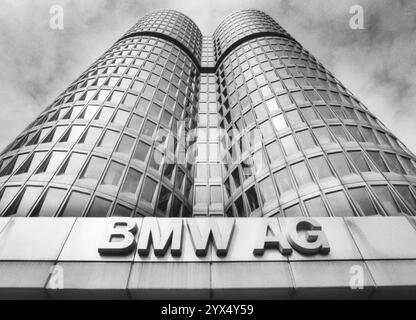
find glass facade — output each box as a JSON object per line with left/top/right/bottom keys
{"left": 0, "top": 9, "right": 415, "bottom": 218}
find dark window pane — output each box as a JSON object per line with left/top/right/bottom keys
{"left": 372, "top": 185, "right": 403, "bottom": 216}
{"left": 245, "top": 186, "right": 259, "bottom": 211}
{"left": 140, "top": 176, "right": 158, "bottom": 204}
{"left": 31, "top": 188, "right": 67, "bottom": 217}
{"left": 113, "top": 204, "right": 132, "bottom": 217}
{"left": 328, "top": 152, "right": 352, "bottom": 177}
{"left": 395, "top": 185, "right": 416, "bottom": 212}
{"left": 291, "top": 161, "right": 313, "bottom": 186}
{"left": 258, "top": 177, "right": 276, "bottom": 205}
{"left": 274, "top": 168, "right": 294, "bottom": 194}
{"left": 326, "top": 190, "right": 355, "bottom": 217}
{"left": 368, "top": 151, "right": 389, "bottom": 172}
{"left": 87, "top": 197, "right": 112, "bottom": 217}
{"left": 309, "top": 156, "right": 333, "bottom": 180}
{"left": 80, "top": 156, "right": 106, "bottom": 180}
{"left": 304, "top": 196, "right": 329, "bottom": 217}
{"left": 284, "top": 204, "right": 303, "bottom": 217}
{"left": 133, "top": 141, "right": 150, "bottom": 162}
{"left": 5, "top": 186, "right": 43, "bottom": 217}
{"left": 59, "top": 191, "right": 90, "bottom": 217}
{"left": 58, "top": 153, "right": 87, "bottom": 176}
{"left": 101, "top": 162, "right": 125, "bottom": 187}
{"left": 157, "top": 186, "right": 171, "bottom": 213}
{"left": 348, "top": 151, "right": 371, "bottom": 172}
{"left": 348, "top": 187, "right": 378, "bottom": 216}
{"left": 121, "top": 168, "right": 142, "bottom": 195}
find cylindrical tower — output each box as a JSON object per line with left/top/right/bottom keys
{"left": 0, "top": 9, "right": 201, "bottom": 218}
{"left": 215, "top": 10, "right": 416, "bottom": 218}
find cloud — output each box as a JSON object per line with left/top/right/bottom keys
{"left": 0, "top": 0, "right": 415, "bottom": 153}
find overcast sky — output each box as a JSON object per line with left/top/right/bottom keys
{"left": 0, "top": 0, "right": 415, "bottom": 153}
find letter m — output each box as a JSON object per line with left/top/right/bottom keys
{"left": 137, "top": 218, "right": 183, "bottom": 257}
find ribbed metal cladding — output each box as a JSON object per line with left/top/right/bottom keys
{"left": 0, "top": 10, "right": 200, "bottom": 218}
{"left": 214, "top": 11, "right": 416, "bottom": 218}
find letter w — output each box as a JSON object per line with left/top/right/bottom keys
{"left": 187, "top": 219, "right": 235, "bottom": 257}
{"left": 137, "top": 218, "right": 183, "bottom": 257}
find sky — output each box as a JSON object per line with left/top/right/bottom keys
{"left": 0, "top": 0, "right": 415, "bottom": 152}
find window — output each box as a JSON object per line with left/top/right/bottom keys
{"left": 274, "top": 168, "right": 294, "bottom": 194}
{"left": 142, "top": 120, "right": 156, "bottom": 138}
{"left": 272, "top": 114, "right": 287, "bottom": 131}
{"left": 361, "top": 127, "right": 378, "bottom": 144}
{"left": 195, "top": 186, "right": 208, "bottom": 204}
{"left": 149, "top": 149, "right": 164, "bottom": 171}
{"left": 328, "top": 152, "right": 353, "bottom": 177}
{"left": 330, "top": 125, "right": 351, "bottom": 143}
{"left": 300, "top": 107, "right": 319, "bottom": 122}
{"left": 383, "top": 153, "right": 406, "bottom": 175}
{"left": 258, "top": 177, "right": 276, "bottom": 206}
{"left": 346, "top": 125, "right": 365, "bottom": 142}
{"left": 395, "top": 185, "right": 416, "bottom": 212}
{"left": 4, "top": 186, "right": 43, "bottom": 217}
{"left": 157, "top": 186, "right": 171, "bottom": 213}
{"left": 0, "top": 186, "right": 20, "bottom": 214}
{"left": 113, "top": 204, "right": 132, "bottom": 217}
{"left": 304, "top": 196, "right": 329, "bottom": 217}
{"left": 42, "top": 126, "right": 66, "bottom": 144}
{"left": 133, "top": 141, "right": 150, "bottom": 162}
{"left": 266, "top": 142, "right": 284, "bottom": 162}
{"left": 265, "top": 99, "right": 279, "bottom": 113}
{"left": 372, "top": 185, "right": 405, "bottom": 216}
{"left": 31, "top": 188, "right": 67, "bottom": 217}
{"left": 0, "top": 154, "right": 27, "bottom": 176}
{"left": 101, "top": 162, "right": 125, "bottom": 187}
{"left": 107, "top": 91, "right": 124, "bottom": 104}
{"left": 79, "top": 105, "right": 99, "bottom": 120}
{"left": 291, "top": 161, "right": 314, "bottom": 187}
{"left": 235, "top": 196, "right": 245, "bottom": 217}
{"left": 78, "top": 127, "right": 102, "bottom": 146}
{"left": 296, "top": 130, "right": 316, "bottom": 149}
{"left": 170, "top": 196, "right": 182, "bottom": 217}
{"left": 59, "top": 191, "right": 90, "bottom": 217}
{"left": 245, "top": 186, "right": 259, "bottom": 211}
{"left": 87, "top": 197, "right": 112, "bottom": 217}
{"left": 140, "top": 176, "right": 158, "bottom": 204}
{"left": 313, "top": 127, "right": 333, "bottom": 145}
{"left": 127, "top": 114, "right": 143, "bottom": 131}
{"left": 232, "top": 168, "right": 241, "bottom": 189}
{"left": 57, "top": 153, "right": 87, "bottom": 177}
{"left": 98, "top": 129, "right": 119, "bottom": 149}
{"left": 284, "top": 204, "right": 303, "bottom": 217}
{"left": 326, "top": 190, "right": 355, "bottom": 217}
{"left": 367, "top": 151, "right": 389, "bottom": 172}
{"left": 80, "top": 156, "right": 106, "bottom": 180}
{"left": 60, "top": 125, "right": 84, "bottom": 143}
{"left": 36, "top": 151, "right": 67, "bottom": 174}
{"left": 348, "top": 187, "right": 378, "bottom": 216}
{"left": 121, "top": 168, "right": 142, "bottom": 195}
{"left": 112, "top": 109, "right": 130, "bottom": 126}
{"left": 116, "top": 135, "right": 135, "bottom": 154}
{"left": 281, "top": 135, "right": 298, "bottom": 155}
{"left": 96, "top": 106, "right": 113, "bottom": 122}
{"left": 209, "top": 163, "right": 221, "bottom": 179}
{"left": 16, "top": 151, "right": 47, "bottom": 175}
{"left": 210, "top": 186, "right": 223, "bottom": 205}
{"left": 348, "top": 151, "right": 372, "bottom": 172}
{"left": 175, "top": 169, "right": 185, "bottom": 190}
{"left": 260, "top": 122, "right": 274, "bottom": 138}
{"left": 400, "top": 157, "right": 416, "bottom": 176}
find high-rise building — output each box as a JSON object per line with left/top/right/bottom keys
{"left": 0, "top": 9, "right": 416, "bottom": 299}
{"left": 1, "top": 9, "right": 416, "bottom": 219}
